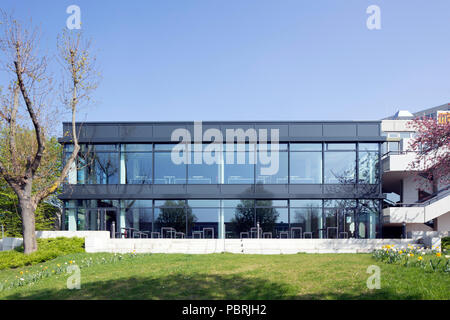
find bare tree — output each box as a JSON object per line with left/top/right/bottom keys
{"left": 0, "top": 12, "right": 99, "bottom": 254}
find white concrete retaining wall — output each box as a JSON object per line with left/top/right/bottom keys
{"left": 0, "top": 231, "right": 428, "bottom": 254}
{"left": 1, "top": 237, "right": 23, "bottom": 251}
{"left": 36, "top": 230, "right": 110, "bottom": 240}
{"left": 1, "top": 231, "right": 110, "bottom": 251}
{"left": 409, "top": 230, "right": 449, "bottom": 250}
{"left": 84, "top": 238, "right": 419, "bottom": 254}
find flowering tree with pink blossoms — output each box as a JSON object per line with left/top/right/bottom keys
{"left": 407, "top": 116, "right": 450, "bottom": 192}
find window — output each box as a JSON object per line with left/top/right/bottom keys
{"left": 154, "top": 200, "right": 188, "bottom": 237}
{"left": 224, "top": 200, "right": 254, "bottom": 238}
{"left": 358, "top": 143, "right": 379, "bottom": 184}
{"left": 223, "top": 144, "right": 254, "bottom": 184}
{"left": 188, "top": 144, "right": 220, "bottom": 184}
{"left": 387, "top": 141, "right": 400, "bottom": 153}
{"left": 121, "top": 144, "right": 152, "bottom": 184}
{"left": 324, "top": 143, "right": 356, "bottom": 184}
{"left": 82, "top": 145, "right": 120, "bottom": 184}
{"left": 290, "top": 200, "right": 322, "bottom": 238}
{"left": 323, "top": 199, "right": 357, "bottom": 239}
{"left": 187, "top": 200, "right": 221, "bottom": 238}
{"left": 154, "top": 145, "right": 187, "bottom": 184}
{"left": 120, "top": 200, "right": 153, "bottom": 233}
{"left": 255, "top": 200, "right": 288, "bottom": 238}
{"left": 256, "top": 144, "right": 288, "bottom": 184}
{"left": 358, "top": 200, "right": 380, "bottom": 239}
{"left": 290, "top": 144, "right": 322, "bottom": 184}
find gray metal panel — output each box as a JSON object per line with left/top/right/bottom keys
{"left": 288, "top": 124, "right": 323, "bottom": 137}
{"left": 323, "top": 184, "right": 357, "bottom": 196}
{"left": 221, "top": 124, "right": 257, "bottom": 142}
{"left": 323, "top": 124, "right": 357, "bottom": 137}
{"left": 255, "top": 124, "right": 289, "bottom": 141}
{"left": 119, "top": 124, "right": 153, "bottom": 139}
{"left": 153, "top": 124, "right": 187, "bottom": 141}
{"left": 186, "top": 184, "right": 221, "bottom": 195}
{"left": 255, "top": 184, "right": 289, "bottom": 197}
{"left": 83, "top": 124, "right": 119, "bottom": 139}
{"left": 357, "top": 123, "right": 380, "bottom": 137}
{"left": 60, "top": 121, "right": 384, "bottom": 143}
{"left": 289, "top": 185, "right": 323, "bottom": 197}
{"left": 59, "top": 183, "right": 384, "bottom": 200}
{"left": 152, "top": 185, "right": 187, "bottom": 195}
{"left": 220, "top": 185, "right": 255, "bottom": 196}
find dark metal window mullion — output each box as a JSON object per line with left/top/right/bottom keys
{"left": 356, "top": 143, "right": 359, "bottom": 185}
{"left": 287, "top": 143, "right": 290, "bottom": 185}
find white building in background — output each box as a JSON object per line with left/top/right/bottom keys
{"left": 381, "top": 103, "right": 450, "bottom": 238}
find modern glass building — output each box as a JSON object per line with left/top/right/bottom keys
{"left": 59, "top": 121, "right": 384, "bottom": 239}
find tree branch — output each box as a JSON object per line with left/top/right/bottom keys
{"left": 14, "top": 59, "right": 45, "bottom": 177}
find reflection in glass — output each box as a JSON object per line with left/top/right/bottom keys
{"left": 290, "top": 206, "right": 322, "bottom": 238}
{"left": 87, "top": 152, "right": 120, "bottom": 184}
{"left": 227, "top": 200, "right": 255, "bottom": 237}
{"left": 290, "top": 143, "right": 322, "bottom": 151}
{"left": 290, "top": 152, "right": 322, "bottom": 184}
{"left": 359, "top": 151, "right": 379, "bottom": 184}
{"left": 324, "top": 151, "right": 356, "bottom": 183}
{"left": 188, "top": 152, "right": 220, "bottom": 184}
{"left": 224, "top": 152, "right": 254, "bottom": 184}
{"left": 154, "top": 152, "right": 186, "bottom": 184}
{"left": 124, "top": 152, "right": 152, "bottom": 184}
{"left": 323, "top": 208, "right": 338, "bottom": 239}
{"left": 256, "top": 207, "right": 287, "bottom": 238}
{"left": 256, "top": 151, "right": 288, "bottom": 184}
{"left": 154, "top": 200, "right": 194, "bottom": 236}
{"left": 125, "top": 207, "right": 152, "bottom": 232}
{"left": 358, "top": 200, "right": 380, "bottom": 239}
{"left": 188, "top": 207, "right": 219, "bottom": 238}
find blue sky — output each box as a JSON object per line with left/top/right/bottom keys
{"left": 2, "top": 0, "right": 450, "bottom": 122}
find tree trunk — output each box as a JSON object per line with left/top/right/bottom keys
{"left": 19, "top": 192, "right": 37, "bottom": 254}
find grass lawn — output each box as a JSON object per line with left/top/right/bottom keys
{"left": 0, "top": 252, "right": 449, "bottom": 300}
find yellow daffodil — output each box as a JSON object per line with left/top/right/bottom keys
{"left": 418, "top": 256, "right": 423, "bottom": 261}
{"left": 436, "top": 252, "right": 441, "bottom": 257}
{"left": 20, "top": 271, "right": 23, "bottom": 275}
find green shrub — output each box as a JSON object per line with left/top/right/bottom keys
{"left": 0, "top": 237, "right": 84, "bottom": 270}
{"left": 442, "top": 237, "right": 450, "bottom": 250}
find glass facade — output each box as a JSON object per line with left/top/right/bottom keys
{"left": 65, "top": 142, "right": 380, "bottom": 186}
{"left": 63, "top": 199, "right": 381, "bottom": 239}
{"left": 62, "top": 138, "right": 382, "bottom": 238}
{"left": 289, "top": 144, "right": 322, "bottom": 184}
{"left": 324, "top": 143, "right": 356, "bottom": 184}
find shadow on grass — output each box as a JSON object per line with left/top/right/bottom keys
{"left": 2, "top": 273, "right": 423, "bottom": 300}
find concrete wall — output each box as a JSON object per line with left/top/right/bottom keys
{"left": 36, "top": 230, "right": 110, "bottom": 240}
{"left": 1, "top": 231, "right": 110, "bottom": 251}
{"left": 1, "top": 237, "right": 23, "bottom": 251}
{"left": 437, "top": 212, "right": 450, "bottom": 232}
{"left": 381, "top": 120, "right": 411, "bottom": 132}
{"left": 402, "top": 175, "right": 433, "bottom": 203}
{"left": 84, "top": 238, "right": 418, "bottom": 254}
{"left": 406, "top": 223, "right": 433, "bottom": 233}
{"left": 409, "top": 230, "right": 449, "bottom": 250}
